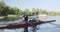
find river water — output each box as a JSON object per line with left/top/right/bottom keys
{"left": 0, "top": 16, "right": 60, "bottom": 32}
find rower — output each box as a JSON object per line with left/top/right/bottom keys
{"left": 23, "top": 13, "right": 28, "bottom": 32}
{"left": 23, "top": 13, "right": 28, "bottom": 22}
{"left": 30, "top": 13, "right": 38, "bottom": 32}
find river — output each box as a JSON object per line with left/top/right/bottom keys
{"left": 0, "top": 16, "right": 60, "bottom": 32}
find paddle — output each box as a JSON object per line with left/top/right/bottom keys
{"left": 46, "top": 20, "right": 60, "bottom": 26}
{"left": 49, "top": 23, "right": 60, "bottom": 26}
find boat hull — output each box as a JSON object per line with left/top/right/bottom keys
{"left": 0, "top": 20, "right": 55, "bottom": 29}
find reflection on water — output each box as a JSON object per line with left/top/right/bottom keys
{"left": 1, "top": 16, "right": 60, "bottom": 32}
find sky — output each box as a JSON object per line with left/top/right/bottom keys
{"left": 0, "top": 0, "right": 60, "bottom": 11}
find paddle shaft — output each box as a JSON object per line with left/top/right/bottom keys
{"left": 49, "top": 23, "right": 60, "bottom": 26}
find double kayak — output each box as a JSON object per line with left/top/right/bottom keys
{"left": 0, "top": 20, "right": 55, "bottom": 29}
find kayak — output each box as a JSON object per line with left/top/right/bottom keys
{"left": 0, "top": 20, "right": 55, "bottom": 29}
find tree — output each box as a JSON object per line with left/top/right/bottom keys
{"left": 35, "top": 8, "right": 40, "bottom": 15}
{"left": 32, "top": 8, "right": 36, "bottom": 12}
{"left": 0, "top": 1, "right": 10, "bottom": 16}
{"left": 8, "top": 7, "right": 23, "bottom": 16}
{"left": 8, "top": 7, "right": 16, "bottom": 15}
{"left": 32, "top": 8, "right": 36, "bottom": 15}
{"left": 24, "top": 9, "right": 32, "bottom": 16}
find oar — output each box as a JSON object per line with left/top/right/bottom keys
{"left": 49, "top": 23, "right": 60, "bottom": 26}
{"left": 46, "top": 20, "right": 60, "bottom": 26}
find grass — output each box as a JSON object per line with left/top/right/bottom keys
{"left": 7, "top": 15, "right": 18, "bottom": 21}
{"left": 0, "top": 15, "right": 18, "bottom": 21}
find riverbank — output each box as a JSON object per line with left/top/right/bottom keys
{"left": 0, "top": 14, "right": 58, "bottom": 21}
{"left": 0, "top": 15, "right": 18, "bottom": 21}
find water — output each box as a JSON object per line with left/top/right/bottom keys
{"left": 0, "top": 16, "right": 60, "bottom": 32}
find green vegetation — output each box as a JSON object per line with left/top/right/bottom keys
{"left": 0, "top": 1, "right": 59, "bottom": 21}
{"left": 7, "top": 15, "right": 18, "bottom": 21}
{"left": 0, "top": 1, "right": 58, "bottom": 16}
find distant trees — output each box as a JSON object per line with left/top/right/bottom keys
{"left": 0, "top": 1, "right": 23, "bottom": 16}
{"left": 9, "top": 7, "right": 22, "bottom": 15}
{"left": 0, "top": 1, "right": 58, "bottom": 16}
{"left": 23, "top": 9, "right": 32, "bottom": 16}
{"left": 0, "top": 1, "right": 9, "bottom": 16}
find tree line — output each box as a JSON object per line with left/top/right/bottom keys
{"left": 0, "top": 1, "right": 58, "bottom": 16}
